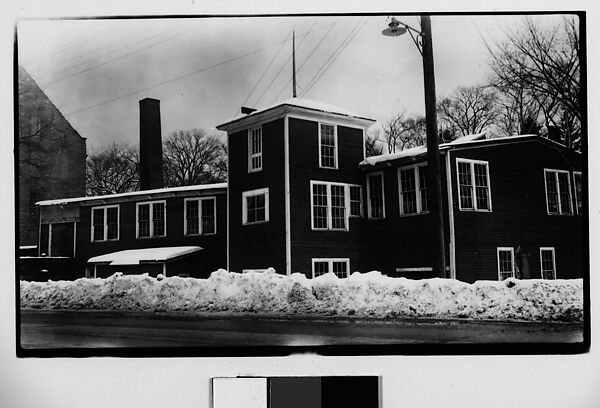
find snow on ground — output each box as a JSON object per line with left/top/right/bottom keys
{"left": 20, "top": 269, "right": 583, "bottom": 322}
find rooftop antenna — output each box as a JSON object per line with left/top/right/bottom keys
{"left": 292, "top": 30, "right": 297, "bottom": 98}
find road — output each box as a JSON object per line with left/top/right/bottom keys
{"left": 19, "top": 310, "right": 584, "bottom": 349}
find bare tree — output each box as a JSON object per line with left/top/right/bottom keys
{"left": 486, "top": 16, "right": 580, "bottom": 148}
{"left": 86, "top": 143, "right": 139, "bottom": 196}
{"left": 163, "top": 129, "right": 227, "bottom": 187}
{"left": 365, "top": 127, "right": 384, "bottom": 157}
{"left": 437, "top": 85, "right": 500, "bottom": 137}
{"left": 381, "top": 112, "right": 427, "bottom": 154}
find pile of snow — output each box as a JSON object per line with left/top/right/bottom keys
{"left": 20, "top": 270, "right": 583, "bottom": 322}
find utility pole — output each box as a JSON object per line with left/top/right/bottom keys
{"left": 420, "top": 15, "right": 447, "bottom": 278}
{"left": 292, "top": 30, "right": 297, "bottom": 98}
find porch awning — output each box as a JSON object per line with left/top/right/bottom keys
{"left": 87, "top": 246, "right": 203, "bottom": 266}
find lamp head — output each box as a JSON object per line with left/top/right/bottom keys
{"left": 382, "top": 17, "right": 407, "bottom": 37}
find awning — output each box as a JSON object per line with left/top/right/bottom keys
{"left": 87, "top": 246, "right": 203, "bottom": 265}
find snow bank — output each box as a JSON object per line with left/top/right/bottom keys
{"left": 20, "top": 270, "right": 583, "bottom": 322}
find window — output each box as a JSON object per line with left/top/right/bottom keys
{"left": 136, "top": 201, "right": 166, "bottom": 238}
{"left": 248, "top": 127, "right": 262, "bottom": 172}
{"left": 497, "top": 247, "right": 515, "bottom": 280}
{"left": 366, "top": 172, "right": 385, "bottom": 219}
{"left": 573, "top": 171, "right": 583, "bottom": 215}
{"left": 540, "top": 247, "right": 556, "bottom": 280}
{"left": 91, "top": 205, "right": 119, "bottom": 241}
{"left": 457, "top": 159, "right": 491, "bottom": 211}
{"left": 349, "top": 185, "right": 363, "bottom": 217}
{"left": 319, "top": 123, "right": 337, "bottom": 169}
{"left": 398, "top": 164, "right": 429, "bottom": 215}
{"left": 185, "top": 197, "right": 216, "bottom": 235}
{"left": 311, "top": 182, "right": 351, "bottom": 231}
{"left": 242, "top": 188, "right": 269, "bottom": 225}
{"left": 312, "top": 258, "right": 350, "bottom": 278}
{"left": 544, "top": 169, "right": 573, "bottom": 215}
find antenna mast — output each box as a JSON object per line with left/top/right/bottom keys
{"left": 292, "top": 30, "right": 297, "bottom": 98}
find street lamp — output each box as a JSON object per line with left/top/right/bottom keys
{"left": 383, "top": 16, "right": 448, "bottom": 279}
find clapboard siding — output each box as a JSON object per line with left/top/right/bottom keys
{"left": 288, "top": 118, "right": 367, "bottom": 276}
{"left": 228, "top": 118, "right": 286, "bottom": 273}
{"left": 449, "top": 141, "right": 583, "bottom": 282}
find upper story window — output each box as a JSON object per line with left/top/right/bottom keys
{"left": 540, "top": 247, "right": 556, "bottom": 280}
{"left": 91, "top": 205, "right": 119, "bottom": 242}
{"left": 242, "top": 187, "right": 269, "bottom": 225}
{"left": 248, "top": 127, "right": 262, "bottom": 172}
{"left": 311, "top": 181, "right": 353, "bottom": 231}
{"left": 137, "top": 200, "right": 166, "bottom": 238}
{"left": 366, "top": 172, "right": 385, "bottom": 219}
{"left": 573, "top": 171, "right": 582, "bottom": 215}
{"left": 184, "top": 197, "right": 216, "bottom": 235}
{"left": 497, "top": 247, "right": 515, "bottom": 281}
{"left": 319, "top": 123, "right": 337, "bottom": 169}
{"left": 398, "top": 164, "right": 429, "bottom": 215}
{"left": 457, "top": 158, "right": 491, "bottom": 211}
{"left": 312, "top": 258, "right": 349, "bottom": 279}
{"left": 544, "top": 169, "right": 573, "bottom": 215}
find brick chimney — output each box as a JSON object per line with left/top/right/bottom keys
{"left": 139, "top": 98, "right": 164, "bottom": 190}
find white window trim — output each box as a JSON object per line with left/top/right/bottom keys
{"left": 573, "top": 171, "right": 582, "bottom": 215}
{"left": 544, "top": 168, "right": 573, "bottom": 216}
{"left": 366, "top": 171, "right": 386, "bottom": 219}
{"left": 242, "top": 187, "right": 270, "bottom": 225}
{"left": 311, "top": 258, "right": 350, "bottom": 279}
{"left": 248, "top": 126, "right": 263, "bottom": 173}
{"left": 497, "top": 247, "right": 515, "bottom": 281}
{"left": 397, "top": 163, "right": 428, "bottom": 216}
{"left": 90, "top": 205, "right": 120, "bottom": 242}
{"left": 136, "top": 200, "right": 167, "bottom": 239}
{"left": 539, "top": 247, "right": 557, "bottom": 280}
{"left": 318, "top": 122, "right": 338, "bottom": 169}
{"left": 456, "top": 158, "right": 492, "bottom": 212}
{"left": 348, "top": 184, "right": 363, "bottom": 218}
{"left": 309, "top": 180, "right": 351, "bottom": 231}
{"left": 183, "top": 197, "right": 217, "bottom": 236}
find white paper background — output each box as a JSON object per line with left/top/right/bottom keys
{"left": 2, "top": 1, "right": 599, "bottom": 407}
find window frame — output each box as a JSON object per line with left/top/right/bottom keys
{"left": 310, "top": 181, "right": 353, "bottom": 231}
{"left": 349, "top": 185, "right": 363, "bottom": 218}
{"left": 242, "top": 187, "right": 270, "bottom": 225}
{"left": 311, "top": 258, "right": 350, "bottom": 279}
{"left": 318, "top": 122, "right": 338, "bottom": 169}
{"left": 497, "top": 247, "right": 515, "bottom": 281}
{"left": 248, "top": 126, "right": 263, "bottom": 173}
{"left": 366, "top": 171, "right": 386, "bottom": 219}
{"left": 539, "top": 247, "right": 557, "bottom": 280}
{"left": 135, "top": 200, "right": 167, "bottom": 239}
{"left": 90, "top": 204, "right": 120, "bottom": 242}
{"left": 573, "top": 171, "right": 583, "bottom": 215}
{"left": 456, "top": 158, "right": 492, "bottom": 212}
{"left": 183, "top": 197, "right": 217, "bottom": 236}
{"left": 397, "top": 163, "right": 429, "bottom": 216}
{"left": 544, "top": 168, "right": 573, "bottom": 216}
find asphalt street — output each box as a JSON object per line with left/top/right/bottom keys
{"left": 19, "top": 310, "right": 584, "bottom": 349}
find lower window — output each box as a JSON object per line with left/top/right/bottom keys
{"left": 497, "top": 247, "right": 515, "bottom": 280}
{"left": 242, "top": 188, "right": 269, "bottom": 225}
{"left": 312, "top": 258, "right": 350, "bottom": 279}
{"left": 540, "top": 247, "right": 556, "bottom": 280}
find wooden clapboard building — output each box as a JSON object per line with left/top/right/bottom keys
{"left": 29, "top": 97, "right": 584, "bottom": 283}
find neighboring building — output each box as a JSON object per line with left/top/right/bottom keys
{"left": 18, "top": 65, "right": 86, "bottom": 247}
{"left": 27, "top": 98, "right": 585, "bottom": 283}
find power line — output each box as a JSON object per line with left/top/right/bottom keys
{"left": 302, "top": 17, "right": 368, "bottom": 97}
{"left": 64, "top": 36, "right": 296, "bottom": 117}
{"left": 271, "top": 21, "right": 337, "bottom": 103}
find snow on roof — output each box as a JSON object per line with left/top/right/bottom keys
{"left": 88, "top": 246, "right": 203, "bottom": 265}
{"left": 360, "top": 133, "right": 543, "bottom": 167}
{"left": 218, "top": 97, "right": 375, "bottom": 129}
{"left": 37, "top": 182, "right": 227, "bottom": 206}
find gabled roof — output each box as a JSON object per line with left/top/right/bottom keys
{"left": 359, "top": 133, "right": 575, "bottom": 169}
{"left": 37, "top": 183, "right": 227, "bottom": 206}
{"left": 87, "top": 246, "right": 203, "bottom": 265}
{"left": 217, "top": 97, "right": 376, "bottom": 132}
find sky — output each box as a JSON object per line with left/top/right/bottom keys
{"left": 17, "top": 13, "right": 574, "bottom": 149}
